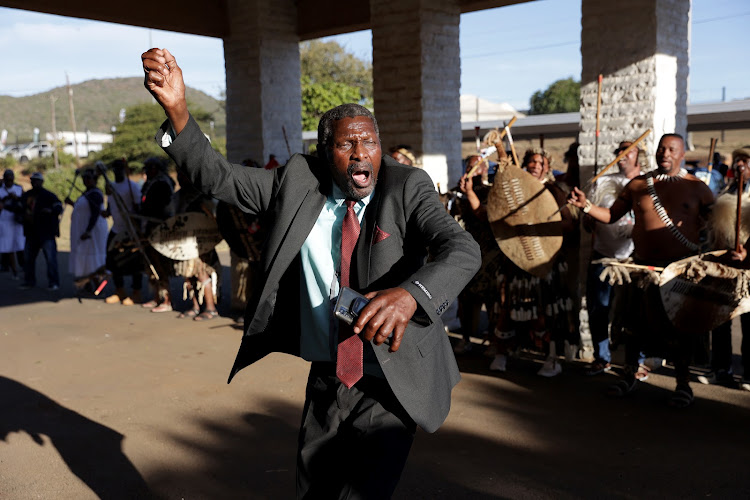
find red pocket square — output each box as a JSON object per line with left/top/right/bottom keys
{"left": 373, "top": 225, "right": 391, "bottom": 244}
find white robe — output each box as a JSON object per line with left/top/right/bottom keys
{"left": 69, "top": 188, "right": 108, "bottom": 279}
{"left": 0, "top": 184, "right": 25, "bottom": 253}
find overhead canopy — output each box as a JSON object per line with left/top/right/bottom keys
{"left": 0, "top": 0, "right": 532, "bottom": 39}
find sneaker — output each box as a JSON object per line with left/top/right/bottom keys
{"left": 150, "top": 303, "right": 173, "bottom": 313}
{"left": 48, "top": 284, "right": 59, "bottom": 291}
{"left": 538, "top": 357, "right": 562, "bottom": 377}
{"left": 489, "top": 354, "right": 507, "bottom": 372}
{"left": 697, "top": 369, "right": 734, "bottom": 386}
{"left": 121, "top": 297, "right": 134, "bottom": 306}
{"left": 740, "top": 378, "right": 750, "bottom": 392}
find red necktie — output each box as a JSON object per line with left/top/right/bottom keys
{"left": 336, "top": 200, "right": 363, "bottom": 388}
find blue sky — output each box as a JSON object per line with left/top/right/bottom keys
{"left": 0, "top": 0, "right": 748, "bottom": 110}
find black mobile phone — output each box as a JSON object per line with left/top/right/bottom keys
{"left": 335, "top": 287, "right": 370, "bottom": 325}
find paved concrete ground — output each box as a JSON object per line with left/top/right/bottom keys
{"left": 2, "top": 250, "right": 750, "bottom": 499}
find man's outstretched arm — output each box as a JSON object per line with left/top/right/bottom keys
{"left": 142, "top": 48, "right": 189, "bottom": 134}
{"left": 569, "top": 186, "right": 631, "bottom": 224}
{"left": 143, "top": 48, "right": 274, "bottom": 216}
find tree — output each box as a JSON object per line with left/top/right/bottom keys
{"left": 300, "top": 40, "right": 372, "bottom": 100}
{"left": 94, "top": 102, "right": 220, "bottom": 167}
{"left": 301, "top": 76, "right": 362, "bottom": 132}
{"left": 528, "top": 77, "right": 581, "bottom": 115}
{"left": 300, "top": 40, "right": 373, "bottom": 131}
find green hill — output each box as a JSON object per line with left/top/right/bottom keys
{"left": 0, "top": 77, "right": 225, "bottom": 143}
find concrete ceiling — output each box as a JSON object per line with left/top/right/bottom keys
{"left": 0, "top": 0, "right": 533, "bottom": 40}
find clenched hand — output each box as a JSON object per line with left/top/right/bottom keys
{"left": 141, "top": 48, "right": 189, "bottom": 134}
{"left": 353, "top": 287, "right": 418, "bottom": 353}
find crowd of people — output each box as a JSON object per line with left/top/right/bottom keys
{"left": 0, "top": 43, "right": 745, "bottom": 497}
{"left": 1, "top": 129, "right": 749, "bottom": 411}
{"left": 0, "top": 157, "right": 263, "bottom": 324}
{"left": 451, "top": 137, "right": 750, "bottom": 408}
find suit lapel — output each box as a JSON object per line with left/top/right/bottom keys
{"left": 258, "top": 158, "right": 328, "bottom": 306}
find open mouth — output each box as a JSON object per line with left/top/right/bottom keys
{"left": 348, "top": 164, "right": 373, "bottom": 189}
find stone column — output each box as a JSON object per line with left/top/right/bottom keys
{"left": 371, "top": 0, "right": 462, "bottom": 189}
{"left": 223, "top": 0, "right": 302, "bottom": 165}
{"left": 579, "top": 0, "right": 691, "bottom": 177}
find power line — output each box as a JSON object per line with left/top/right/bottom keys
{"left": 463, "top": 40, "right": 578, "bottom": 60}
{"left": 694, "top": 11, "right": 750, "bottom": 24}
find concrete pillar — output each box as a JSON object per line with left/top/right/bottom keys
{"left": 579, "top": 0, "right": 691, "bottom": 177}
{"left": 576, "top": 0, "right": 690, "bottom": 350}
{"left": 223, "top": 0, "right": 302, "bottom": 165}
{"left": 371, "top": 0, "right": 462, "bottom": 189}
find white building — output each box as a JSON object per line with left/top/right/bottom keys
{"left": 46, "top": 131, "right": 113, "bottom": 158}
{"left": 460, "top": 94, "right": 525, "bottom": 124}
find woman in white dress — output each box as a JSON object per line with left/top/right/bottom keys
{"left": 0, "top": 169, "right": 25, "bottom": 278}
{"left": 66, "top": 168, "right": 108, "bottom": 287}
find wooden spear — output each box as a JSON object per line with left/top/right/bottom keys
{"left": 736, "top": 164, "right": 745, "bottom": 253}
{"left": 705, "top": 137, "right": 718, "bottom": 185}
{"left": 547, "top": 129, "right": 652, "bottom": 220}
{"left": 587, "top": 128, "right": 651, "bottom": 187}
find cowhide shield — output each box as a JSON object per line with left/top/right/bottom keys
{"left": 659, "top": 251, "right": 750, "bottom": 333}
{"left": 148, "top": 212, "right": 223, "bottom": 261}
{"left": 487, "top": 166, "right": 563, "bottom": 277}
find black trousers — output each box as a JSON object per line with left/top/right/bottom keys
{"left": 106, "top": 231, "right": 142, "bottom": 290}
{"left": 297, "top": 363, "right": 416, "bottom": 500}
{"left": 711, "top": 313, "right": 750, "bottom": 373}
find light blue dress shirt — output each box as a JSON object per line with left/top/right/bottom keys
{"left": 299, "top": 182, "right": 382, "bottom": 375}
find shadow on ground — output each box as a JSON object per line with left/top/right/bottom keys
{"left": 4, "top": 253, "right": 750, "bottom": 498}
{"left": 142, "top": 371, "right": 750, "bottom": 498}
{"left": 4, "top": 354, "right": 750, "bottom": 498}
{"left": 0, "top": 376, "right": 151, "bottom": 499}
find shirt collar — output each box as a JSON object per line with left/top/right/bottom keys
{"left": 330, "top": 181, "right": 373, "bottom": 209}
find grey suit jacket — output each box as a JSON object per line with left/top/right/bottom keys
{"left": 159, "top": 116, "right": 481, "bottom": 432}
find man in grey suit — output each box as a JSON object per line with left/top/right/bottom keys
{"left": 143, "top": 48, "right": 480, "bottom": 498}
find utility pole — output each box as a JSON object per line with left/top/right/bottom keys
{"left": 50, "top": 95, "right": 60, "bottom": 169}
{"left": 721, "top": 86, "right": 727, "bottom": 142}
{"left": 66, "top": 73, "right": 81, "bottom": 169}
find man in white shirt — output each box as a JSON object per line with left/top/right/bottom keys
{"left": 585, "top": 141, "right": 641, "bottom": 375}
{"left": 103, "top": 159, "right": 143, "bottom": 305}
